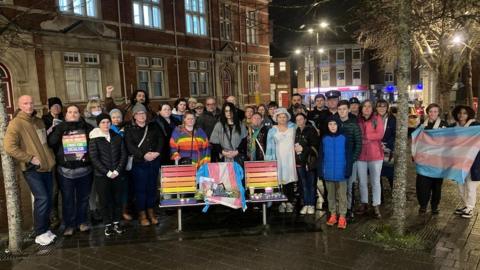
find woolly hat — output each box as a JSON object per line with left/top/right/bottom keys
{"left": 48, "top": 97, "right": 63, "bottom": 109}
{"left": 273, "top": 107, "right": 291, "bottom": 122}
{"left": 96, "top": 113, "right": 111, "bottom": 126}
{"left": 132, "top": 103, "right": 147, "bottom": 115}
{"left": 326, "top": 115, "right": 341, "bottom": 135}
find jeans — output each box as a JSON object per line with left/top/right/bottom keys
{"left": 325, "top": 181, "right": 347, "bottom": 216}
{"left": 347, "top": 162, "right": 358, "bottom": 210}
{"left": 281, "top": 182, "right": 296, "bottom": 204}
{"left": 458, "top": 175, "right": 480, "bottom": 211}
{"left": 296, "top": 166, "right": 316, "bottom": 206}
{"left": 23, "top": 170, "right": 53, "bottom": 235}
{"left": 357, "top": 160, "right": 383, "bottom": 206}
{"left": 131, "top": 160, "right": 160, "bottom": 212}
{"left": 96, "top": 176, "right": 125, "bottom": 224}
{"left": 416, "top": 174, "right": 443, "bottom": 210}
{"left": 59, "top": 174, "right": 92, "bottom": 228}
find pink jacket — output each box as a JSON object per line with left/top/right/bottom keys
{"left": 358, "top": 114, "right": 385, "bottom": 161}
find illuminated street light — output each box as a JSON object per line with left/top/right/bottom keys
{"left": 318, "top": 48, "right": 325, "bottom": 54}
{"left": 308, "top": 28, "right": 314, "bottom": 34}
{"left": 295, "top": 49, "right": 302, "bottom": 55}
{"left": 452, "top": 34, "right": 463, "bottom": 45}
{"left": 319, "top": 21, "right": 329, "bottom": 29}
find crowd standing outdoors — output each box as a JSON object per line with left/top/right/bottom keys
{"left": 4, "top": 86, "right": 480, "bottom": 246}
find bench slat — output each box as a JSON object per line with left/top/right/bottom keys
{"left": 246, "top": 172, "right": 277, "bottom": 177}
{"left": 162, "top": 171, "right": 197, "bottom": 177}
{"left": 246, "top": 177, "right": 278, "bottom": 183}
{"left": 162, "top": 187, "right": 197, "bottom": 193}
{"left": 246, "top": 182, "right": 280, "bottom": 188}
{"left": 245, "top": 167, "right": 277, "bottom": 173}
{"left": 161, "top": 165, "right": 196, "bottom": 172}
{"left": 161, "top": 176, "right": 196, "bottom": 183}
{"left": 161, "top": 182, "right": 196, "bottom": 188}
{"left": 244, "top": 161, "right": 277, "bottom": 168}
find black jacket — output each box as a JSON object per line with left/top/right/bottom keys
{"left": 48, "top": 120, "right": 93, "bottom": 168}
{"left": 196, "top": 108, "right": 221, "bottom": 138}
{"left": 124, "top": 122, "right": 165, "bottom": 163}
{"left": 316, "top": 109, "right": 338, "bottom": 137}
{"left": 42, "top": 113, "right": 64, "bottom": 130}
{"left": 294, "top": 125, "right": 319, "bottom": 168}
{"left": 307, "top": 107, "right": 327, "bottom": 125}
{"left": 381, "top": 115, "right": 397, "bottom": 151}
{"left": 247, "top": 125, "right": 269, "bottom": 161}
{"left": 154, "top": 115, "right": 179, "bottom": 165}
{"left": 89, "top": 129, "right": 127, "bottom": 177}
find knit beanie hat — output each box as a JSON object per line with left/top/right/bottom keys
{"left": 48, "top": 97, "right": 63, "bottom": 109}
{"left": 132, "top": 103, "right": 147, "bottom": 115}
{"left": 96, "top": 113, "right": 111, "bottom": 126}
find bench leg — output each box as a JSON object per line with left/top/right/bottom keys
{"left": 262, "top": 203, "right": 267, "bottom": 226}
{"left": 177, "top": 208, "right": 182, "bottom": 232}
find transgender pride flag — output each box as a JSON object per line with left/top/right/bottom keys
{"left": 412, "top": 126, "right": 480, "bottom": 184}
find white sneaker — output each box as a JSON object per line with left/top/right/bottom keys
{"left": 46, "top": 230, "right": 57, "bottom": 240}
{"left": 278, "top": 203, "right": 286, "bottom": 213}
{"left": 35, "top": 232, "right": 54, "bottom": 246}
{"left": 300, "top": 206, "right": 308, "bottom": 215}
{"left": 307, "top": 205, "right": 315, "bottom": 215}
{"left": 286, "top": 203, "right": 294, "bottom": 213}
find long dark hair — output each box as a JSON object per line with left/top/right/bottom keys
{"left": 220, "top": 102, "right": 241, "bottom": 134}
{"left": 452, "top": 105, "right": 476, "bottom": 122}
{"left": 129, "top": 90, "right": 149, "bottom": 106}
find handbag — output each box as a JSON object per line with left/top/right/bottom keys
{"left": 178, "top": 128, "right": 196, "bottom": 165}
{"left": 126, "top": 125, "right": 149, "bottom": 171}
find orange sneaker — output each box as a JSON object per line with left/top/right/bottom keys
{"left": 326, "top": 214, "right": 337, "bottom": 226}
{"left": 338, "top": 216, "right": 347, "bottom": 229}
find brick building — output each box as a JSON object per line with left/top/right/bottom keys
{"left": 269, "top": 56, "right": 291, "bottom": 107}
{"left": 0, "top": 0, "right": 271, "bottom": 231}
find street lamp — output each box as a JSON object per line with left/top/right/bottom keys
{"left": 452, "top": 34, "right": 463, "bottom": 45}
{"left": 308, "top": 28, "right": 314, "bottom": 34}
{"left": 295, "top": 49, "right": 302, "bottom": 55}
{"left": 318, "top": 48, "right": 325, "bottom": 54}
{"left": 319, "top": 21, "right": 329, "bottom": 29}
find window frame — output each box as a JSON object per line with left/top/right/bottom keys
{"left": 352, "top": 67, "right": 361, "bottom": 86}
{"left": 385, "top": 72, "right": 394, "bottom": 83}
{"left": 336, "top": 68, "right": 345, "bottom": 86}
{"left": 58, "top": 0, "right": 99, "bottom": 18}
{"left": 246, "top": 9, "right": 258, "bottom": 45}
{"left": 336, "top": 49, "right": 345, "bottom": 64}
{"left": 321, "top": 68, "right": 330, "bottom": 87}
{"left": 279, "top": 61, "right": 286, "bottom": 72}
{"left": 185, "top": 0, "right": 208, "bottom": 36}
{"left": 136, "top": 56, "right": 167, "bottom": 98}
{"left": 220, "top": 2, "right": 233, "bottom": 41}
{"left": 352, "top": 48, "right": 361, "bottom": 62}
{"left": 188, "top": 59, "right": 210, "bottom": 96}
{"left": 132, "top": 0, "right": 164, "bottom": 29}
{"left": 247, "top": 64, "right": 259, "bottom": 95}
{"left": 269, "top": 62, "right": 275, "bottom": 77}
{"left": 63, "top": 52, "right": 103, "bottom": 102}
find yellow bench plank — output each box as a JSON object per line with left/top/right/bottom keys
{"left": 246, "top": 182, "right": 279, "bottom": 188}
{"left": 246, "top": 177, "right": 278, "bottom": 183}
{"left": 162, "top": 187, "right": 197, "bottom": 193}
{"left": 161, "top": 176, "right": 196, "bottom": 183}
{"left": 161, "top": 182, "right": 196, "bottom": 188}
{"left": 246, "top": 172, "right": 278, "bottom": 177}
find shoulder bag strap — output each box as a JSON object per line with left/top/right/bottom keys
{"left": 137, "top": 126, "right": 148, "bottom": 148}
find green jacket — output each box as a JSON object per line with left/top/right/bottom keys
{"left": 337, "top": 116, "right": 362, "bottom": 162}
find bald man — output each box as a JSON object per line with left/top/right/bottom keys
{"left": 4, "top": 95, "right": 56, "bottom": 246}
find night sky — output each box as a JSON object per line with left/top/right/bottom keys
{"left": 269, "top": 0, "right": 359, "bottom": 56}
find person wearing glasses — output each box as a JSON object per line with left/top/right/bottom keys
{"left": 376, "top": 99, "right": 396, "bottom": 191}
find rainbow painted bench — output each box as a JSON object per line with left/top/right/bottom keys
{"left": 159, "top": 161, "right": 287, "bottom": 231}
{"left": 244, "top": 161, "right": 288, "bottom": 225}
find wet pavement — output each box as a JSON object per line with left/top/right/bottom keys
{"left": 0, "top": 173, "right": 479, "bottom": 269}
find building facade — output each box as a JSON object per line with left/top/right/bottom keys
{"left": 0, "top": 0, "right": 271, "bottom": 231}
{"left": 269, "top": 57, "right": 291, "bottom": 107}
{"left": 0, "top": 0, "right": 271, "bottom": 114}
{"left": 294, "top": 44, "right": 370, "bottom": 106}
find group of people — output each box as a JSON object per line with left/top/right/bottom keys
{"left": 4, "top": 84, "right": 477, "bottom": 246}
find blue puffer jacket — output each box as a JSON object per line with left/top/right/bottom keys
{"left": 321, "top": 134, "right": 348, "bottom": 181}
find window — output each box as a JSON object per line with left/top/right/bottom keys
{"left": 220, "top": 3, "right": 233, "bottom": 40}
{"left": 279, "top": 61, "right": 286, "bottom": 71}
{"left": 320, "top": 52, "right": 329, "bottom": 65}
{"left": 247, "top": 64, "right": 259, "bottom": 95}
{"left": 305, "top": 55, "right": 314, "bottom": 83}
{"left": 352, "top": 68, "right": 361, "bottom": 86}
{"left": 321, "top": 68, "right": 330, "bottom": 87}
{"left": 246, "top": 10, "right": 258, "bottom": 44}
{"left": 133, "top": 0, "right": 163, "bottom": 29}
{"left": 59, "top": 0, "right": 97, "bottom": 17}
{"left": 189, "top": 60, "right": 209, "bottom": 96}
{"left": 270, "top": 63, "right": 275, "bottom": 76}
{"left": 352, "top": 49, "right": 361, "bottom": 62}
{"left": 63, "top": 52, "right": 102, "bottom": 102}
{"left": 270, "top": 83, "right": 276, "bottom": 90}
{"left": 336, "top": 68, "right": 345, "bottom": 86}
{"left": 336, "top": 49, "right": 345, "bottom": 64}
{"left": 136, "top": 57, "right": 166, "bottom": 98}
{"left": 185, "top": 0, "right": 207, "bottom": 36}
{"left": 385, "top": 72, "right": 394, "bottom": 83}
